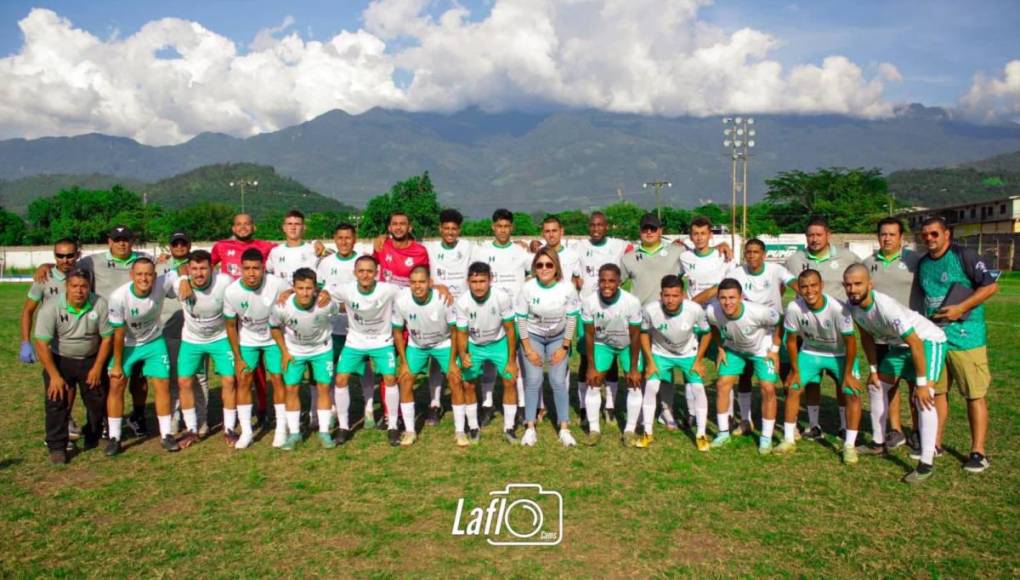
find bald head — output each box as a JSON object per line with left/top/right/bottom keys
{"left": 843, "top": 263, "right": 870, "bottom": 281}
{"left": 232, "top": 213, "right": 255, "bottom": 242}
{"left": 842, "top": 263, "right": 872, "bottom": 306}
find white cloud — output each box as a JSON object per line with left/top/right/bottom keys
{"left": 960, "top": 60, "right": 1020, "bottom": 122}
{"left": 0, "top": 2, "right": 909, "bottom": 145}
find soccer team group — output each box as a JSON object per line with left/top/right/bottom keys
{"left": 22, "top": 207, "right": 997, "bottom": 483}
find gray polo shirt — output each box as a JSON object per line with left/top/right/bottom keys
{"left": 784, "top": 244, "right": 861, "bottom": 303}
{"left": 32, "top": 295, "right": 112, "bottom": 359}
{"left": 79, "top": 250, "right": 150, "bottom": 300}
{"left": 620, "top": 243, "right": 685, "bottom": 305}
{"left": 28, "top": 267, "right": 66, "bottom": 304}
{"left": 862, "top": 248, "right": 921, "bottom": 309}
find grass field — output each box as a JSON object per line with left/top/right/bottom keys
{"left": 1, "top": 280, "right": 1019, "bottom": 577}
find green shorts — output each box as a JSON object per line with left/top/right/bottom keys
{"left": 179, "top": 338, "right": 235, "bottom": 378}
{"left": 650, "top": 353, "right": 702, "bottom": 384}
{"left": 594, "top": 342, "right": 643, "bottom": 373}
{"left": 283, "top": 350, "right": 334, "bottom": 386}
{"left": 718, "top": 348, "right": 778, "bottom": 383}
{"left": 331, "top": 334, "right": 347, "bottom": 366}
{"left": 879, "top": 341, "right": 946, "bottom": 384}
{"left": 337, "top": 345, "right": 396, "bottom": 376}
{"left": 406, "top": 345, "right": 454, "bottom": 375}
{"left": 112, "top": 337, "right": 171, "bottom": 379}
{"left": 462, "top": 337, "right": 513, "bottom": 381}
{"left": 240, "top": 343, "right": 283, "bottom": 375}
{"left": 792, "top": 352, "right": 860, "bottom": 394}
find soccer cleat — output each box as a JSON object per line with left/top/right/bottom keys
{"left": 68, "top": 419, "right": 82, "bottom": 441}
{"left": 161, "top": 435, "right": 181, "bottom": 453}
{"left": 197, "top": 423, "right": 210, "bottom": 438}
{"left": 710, "top": 432, "right": 732, "bottom": 448}
{"left": 856, "top": 441, "right": 886, "bottom": 456}
{"left": 426, "top": 406, "right": 441, "bottom": 427}
{"left": 49, "top": 449, "right": 68, "bottom": 465}
{"left": 773, "top": 440, "right": 797, "bottom": 455}
{"left": 658, "top": 407, "right": 679, "bottom": 431}
{"left": 903, "top": 462, "right": 934, "bottom": 484}
{"left": 841, "top": 446, "right": 859, "bottom": 465}
{"left": 584, "top": 431, "right": 602, "bottom": 446}
{"left": 633, "top": 433, "right": 654, "bottom": 449}
{"left": 334, "top": 429, "right": 352, "bottom": 446}
{"left": 400, "top": 432, "right": 417, "bottom": 447}
{"left": 803, "top": 425, "right": 823, "bottom": 440}
{"left": 909, "top": 446, "right": 944, "bottom": 461}
{"left": 885, "top": 430, "right": 906, "bottom": 449}
{"left": 758, "top": 437, "right": 773, "bottom": 455}
{"left": 280, "top": 433, "right": 302, "bottom": 451}
{"left": 318, "top": 432, "right": 337, "bottom": 449}
{"left": 696, "top": 435, "right": 711, "bottom": 452}
{"left": 521, "top": 427, "right": 537, "bottom": 447}
{"left": 455, "top": 432, "right": 471, "bottom": 447}
{"left": 272, "top": 430, "right": 287, "bottom": 448}
{"left": 622, "top": 431, "right": 639, "bottom": 448}
{"left": 224, "top": 429, "right": 240, "bottom": 447}
{"left": 388, "top": 429, "right": 401, "bottom": 447}
{"left": 479, "top": 405, "right": 494, "bottom": 427}
{"left": 234, "top": 432, "right": 254, "bottom": 450}
{"left": 125, "top": 413, "right": 147, "bottom": 438}
{"left": 468, "top": 428, "right": 481, "bottom": 444}
{"left": 963, "top": 452, "right": 990, "bottom": 473}
{"left": 104, "top": 438, "right": 122, "bottom": 457}
{"left": 503, "top": 429, "right": 519, "bottom": 445}
{"left": 176, "top": 431, "right": 198, "bottom": 449}
{"left": 559, "top": 429, "right": 577, "bottom": 447}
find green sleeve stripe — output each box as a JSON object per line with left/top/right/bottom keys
{"left": 628, "top": 321, "right": 642, "bottom": 327}
{"left": 27, "top": 294, "right": 42, "bottom": 302}
{"left": 502, "top": 316, "right": 515, "bottom": 323}
{"left": 32, "top": 335, "right": 52, "bottom": 342}
{"left": 456, "top": 324, "right": 468, "bottom": 330}
{"left": 566, "top": 309, "right": 580, "bottom": 317}
{"left": 100, "top": 331, "right": 114, "bottom": 337}
{"left": 391, "top": 322, "right": 404, "bottom": 329}
{"left": 224, "top": 314, "right": 237, "bottom": 320}
{"left": 900, "top": 327, "right": 915, "bottom": 339}
{"left": 110, "top": 322, "right": 125, "bottom": 328}
{"left": 841, "top": 331, "right": 856, "bottom": 337}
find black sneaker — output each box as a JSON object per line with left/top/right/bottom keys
{"left": 100, "top": 422, "right": 110, "bottom": 442}
{"left": 426, "top": 406, "right": 441, "bottom": 427}
{"left": 885, "top": 430, "right": 906, "bottom": 449}
{"left": 49, "top": 449, "right": 67, "bottom": 465}
{"left": 468, "top": 428, "right": 480, "bottom": 444}
{"left": 104, "top": 438, "right": 122, "bottom": 457}
{"left": 963, "top": 452, "right": 990, "bottom": 473}
{"left": 479, "top": 405, "right": 494, "bottom": 427}
{"left": 334, "top": 429, "right": 352, "bottom": 446}
{"left": 161, "top": 435, "right": 181, "bottom": 452}
{"left": 909, "top": 446, "right": 944, "bottom": 461}
{"left": 126, "top": 413, "right": 148, "bottom": 438}
{"left": 907, "top": 431, "right": 920, "bottom": 452}
{"left": 855, "top": 441, "right": 886, "bottom": 455}
{"left": 503, "top": 429, "right": 519, "bottom": 444}
{"left": 388, "top": 429, "right": 401, "bottom": 447}
{"left": 903, "top": 462, "right": 934, "bottom": 484}
{"left": 803, "top": 425, "right": 823, "bottom": 440}
{"left": 375, "top": 416, "right": 388, "bottom": 431}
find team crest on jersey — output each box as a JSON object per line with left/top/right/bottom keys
{"left": 940, "top": 272, "right": 949, "bottom": 282}
{"left": 87, "top": 311, "right": 97, "bottom": 321}
{"left": 830, "top": 261, "right": 840, "bottom": 270}
{"left": 241, "top": 300, "right": 250, "bottom": 310}
{"left": 741, "top": 327, "right": 754, "bottom": 336}
{"left": 404, "top": 257, "right": 414, "bottom": 267}
{"left": 130, "top": 307, "right": 139, "bottom": 316}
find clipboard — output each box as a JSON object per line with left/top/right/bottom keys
{"left": 936, "top": 282, "right": 973, "bottom": 325}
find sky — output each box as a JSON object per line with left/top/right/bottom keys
{"left": 0, "top": 0, "right": 1017, "bottom": 145}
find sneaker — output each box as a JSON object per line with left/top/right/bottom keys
{"left": 177, "top": 431, "right": 199, "bottom": 449}
{"left": 837, "top": 428, "right": 847, "bottom": 441}
{"left": 318, "top": 432, "right": 337, "bottom": 449}
{"left": 885, "top": 430, "right": 906, "bottom": 449}
{"left": 856, "top": 441, "right": 886, "bottom": 456}
{"left": 455, "top": 432, "right": 470, "bottom": 447}
{"left": 280, "top": 433, "right": 301, "bottom": 451}
{"left": 514, "top": 411, "right": 524, "bottom": 430}
{"left": 741, "top": 420, "right": 754, "bottom": 436}
{"left": 559, "top": 429, "right": 577, "bottom": 447}
{"left": 622, "top": 431, "right": 639, "bottom": 448}
{"left": 659, "top": 407, "right": 679, "bottom": 431}
{"left": 710, "top": 432, "right": 732, "bottom": 448}
{"left": 774, "top": 440, "right": 797, "bottom": 455}
{"left": 234, "top": 432, "right": 254, "bottom": 450}
{"left": 65, "top": 440, "right": 77, "bottom": 453}
{"left": 963, "top": 452, "right": 990, "bottom": 473}
{"left": 909, "top": 446, "right": 944, "bottom": 461}
{"left": 521, "top": 427, "right": 538, "bottom": 447}
{"left": 696, "top": 435, "right": 710, "bottom": 452}
{"left": 197, "top": 423, "right": 210, "bottom": 438}
{"left": 375, "top": 417, "right": 388, "bottom": 431}
{"left": 426, "top": 406, "right": 441, "bottom": 427}
{"left": 902, "top": 462, "right": 934, "bottom": 484}
{"left": 633, "top": 433, "right": 654, "bottom": 449}
{"left": 104, "top": 438, "right": 122, "bottom": 457}
{"left": 479, "top": 406, "right": 494, "bottom": 427}
{"left": 224, "top": 429, "right": 240, "bottom": 447}
{"left": 585, "top": 431, "right": 602, "bottom": 446}
{"left": 272, "top": 430, "right": 288, "bottom": 448}
{"left": 842, "top": 446, "right": 859, "bottom": 465}
{"left": 503, "top": 429, "right": 519, "bottom": 444}
{"left": 758, "top": 436, "right": 773, "bottom": 455}
{"left": 126, "top": 413, "right": 147, "bottom": 438}
{"left": 334, "top": 429, "right": 352, "bottom": 446}
{"left": 803, "top": 425, "right": 823, "bottom": 440}
{"left": 388, "top": 429, "right": 401, "bottom": 447}
{"left": 468, "top": 428, "right": 481, "bottom": 445}
{"left": 161, "top": 435, "right": 181, "bottom": 453}
{"left": 68, "top": 419, "right": 82, "bottom": 441}
{"left": 907, "top": 430, "right": 920, "bottom": 452}
{"left": 400, "top": 432, "right": 417, "bottom": 447}
{"left": 49, "top": 449, "right": 67, "bottom": 465}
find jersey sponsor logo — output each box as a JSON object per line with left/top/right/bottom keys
{"left": 469, "top": 311, "right": 478, "bottom": 320}
{"left": 240, "top": 300, "right": 250, "bottom": 310}
{"left": 59, "top": 313, "right": 69, "bottom": 324}
{"left": 409, "top": 313, "right": 418, "bottom": 321}
{"left": 531, "top": 297, "right": 540, "bottom": 305}
{"left": 130, "top": 307, "right": 139, "bottom": 316}
{"left": 349, "top": 301, "right": 360, "bottom": 310}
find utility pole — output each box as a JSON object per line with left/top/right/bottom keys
{"left": 643, "top": 180, "right": 672, "bottom": 219}
{"left": 229, "top": 179, "right": 259, "bottom": 214}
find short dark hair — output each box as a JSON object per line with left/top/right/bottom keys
{"left": 54, "top": 238, "right": 78, "bottom": 250}
{"left": 292, "top": 267, "right": 317, "bottom": 286}
{"left": 241, "top": 248, "right": 264, "bottom": 263}
{"left": 718, "top": 278, "right": 742, "bottom": 294}
{"left": 132, "top": 257, "right": 155, "bottom": 270}
{"left": 188, "top": 249, "right": 212, "bottom": 265}
{"left": 468, "top": 261, "right": 492, "bottom": 277}
{"left": 66, "top": 267, "right": 92, "bottom": 284}
{"left": 798, "top": 268, "right": 822, "bottom": 284}
{"left": 690, "top": 216, "right": 713, "bottom": 231}
{"left": 805, "top": 216, "right": 829, "bottom": 232}
{"left": 589, "top": 211, "right": 606, "bottom": 222}
{"left": 877, "top": 217, "right": 904, "bottom": 235}
{"left": 285, "top": 209, "right": 305, "bottom": 221}
{"left": 745, "top": 238, "right": 766, "bottom": 252}
{"left": 492, "top": 208, "right": 513, "bottom": 223}
{"left": 921, "top": 215, "right": 948, "bottom": 230}
{"left": 355, "top": 255, "right": 379, "bottom": 268}
{"left": 598, "top": 263, "right": 621, "bottom": 278}
{"left": 439, "top": 209, "right": 463, "bottom": 226}
{"left": 389, "top": 211, "right": 410, "bottom": 225}
{"left": 335, "top": 223, "right": 356, "bottom": 235}
{"left": 542, "top": 215, "right": 562, "bottom": 227}
{"left": 409, "top": 265, "right": 430, "bottom": 278}
{"left": 660, "top": 274, "right": 683, "bottom": 289}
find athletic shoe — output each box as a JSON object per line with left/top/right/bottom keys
{"left": 318, "top": 432, "right": 337, "bottom": 449}
{"left": 842, "top": 446, "right": 859, "bottom": 465}
{"left": 468, "top": 428, "right": 481, "bottom": 445}
{"left": 837, "top": 428, "right": 846, "bottom": 441}
{"left": 658, "top": 408, "right": 679, "bottom": 431}
{"left": 375, "top": 417, "right": 388, "bottom": 431}
{"left": 100, "top": 422, "right": 109, "bottom": 442}
{"left": 334, "top": 429, "right": 352, "bottom": 446}
{"left": 885, "top": 430, "right": 906, "bottom": 449}
{"left": 521, "top": 427, "right": 538, "bottom": 447}
{"left": 503, "top": 429, "right": 519, "bottom": 445}
{"left": 803, "top": 425, "right": 823, "bottom": 440}
{"left": 559, "top": 429, "right": 577, "bottom": 447}
{"left": 907, "top": 431, "right": 920, "bottom": 452}
{"left": 400, "top": 432, "right": 417, "bottom": 447}
{"left": 774, "top": 440, "right": 796, "bottom": 455}
{"left": 584, "top": 431, "right": 602, "bottom": 446}
{"left": 65, "top": 440, "right": 76, "bottom": 453}
{"left": 855, "top": 441, "right": 886, "bottom": 456}
{"left": 514, "top": 411, "right": 524, "bottom": 430}
{"left": 634, "top": 433, "right": 654, "bottom": 449}
{"left": 234, "top": 432, "right": 254, "bottom": 450}
{"left": 125, "top": 413, "right": 147, "bottom": 438}
{"left": 710, "top": 432, "right": 732, "bottom": 448}
{"left": 455, "top": 433, "right": 470, "bottom": 447}
{"left": 197, "top": 423, "right": 209, "bottom": 438}
{"left": 280, "top": 433, "right": 301, "bottom": 451}
{"left": 161, "top": 435, "right": 181, "bottom": 453}
{"left": 272, "top": 430, "right": 287, "bottom": 448}
{"left": 963, "top": 452, "right": 990, "bottom": 473}
{"left": 68, "top": 419, "right": 82, "bottom": 441}
{"left": 903, "top": 462, "right": 934, "bottom": 484}
{"left": 388, "top": 429, "right": 401, "bottom": 447}
{"left": 758, "top": 436, "right": 773, "bottom": 455}
{"left": 223, "top": 429, "right": 240, "bottom": 447}
{"left": 426, "top": 406, "right": 441, "bottom": 427}
{"left": 177, "top": 431, "right": 199, "bottom": 449}
{"left": 49, "top": 449, "right": 67, "bottom": 465}
{"left": 696, "top": 435, "right": 710, "bottom": 452}
{"left": 909, "top": 446, "right": 944, "bottom": 461}
{"left": 622, "top": 431, "right": 639, "bottom": 448}
{"left": 104, "top": 438, "right": 122, "bottom": 457}
{"left": 479, "top": 406, "right": 495, "bottom": 427}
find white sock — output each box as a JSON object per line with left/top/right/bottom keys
{"left": 503, "top": 404, "right": 517, "bottom": 431}
{"left": 453, "top": 404, "right": 466, "bottom": 433}
{"left": 839, "top": 406, "right": 847, "bottom": 430}
{"left": 237, "top": 404, "right": 253, "bottom": 436}
{"left": 466, "top": 404, "right": 479, "bottom": 430}
{"left": 738, "top": 392, "right": 752, "bottom": 423}
{"left": 578, "top": 382, "right": 587, "bottom": 410}
{"left": 692, "top": 383, "right": 708, "bottom": 437}
{"left": 158, "top": 414, "right": 172, "bottom": 437}
{"left": 685, "top": 383, "right": 695, "bottom": 420}
{"left": 761, "top": 418, "right": 775, "bottom": 439}
{"left": 286, "top": 410, "right": 300, "bottom": 434}
{"left": 223, "top": 408, "right": 237, "bottom": 433}
{"left": 717, "top": 413, "right": 730, "bottom": 433}
{"left": 807, "top": 405, "right": 820, "bottom": 428}
{"left": 183, "top": 408, "right": 198, "bottom": 433}
{"left": 108, "top": 416, "right": 123, "bottom": 440}
{"left": 482, "top": 384, "right": 494, "bottom": 407}
{"left": 869, "top": 382, "right": 889, "bottom": 444}
{"left": 334, "top": 387, "right": 350, "bottom": 430}
{"left": 642, "top": 379, "right": 661, "bottom": 434}
{"left": 274, "top": 404, "right": 287, "bottom": 435}
{"left": 429, "top": 365, "right": 443, "bottom": 407}
{"left": 845, "top": 429, "right": 858, "bottom": 448}
{"left": 605, "top": 381, "right": 618, "bottom": 410}
{"left": 585, "top": 387, "right": 602, "bottom": 433}
{"left": 624, "top": 388, "right": 642, "bottom": 433}
{"left": 317, "top": 409, "right": 331, "bottom": 433}
{"left": 784, "top": 422, "right": 796, "bottom": 443}
{"left": 516, "top": 376, "right": 525, "bottom": 408}
{"left": 401, "top": 402, "right": 416, "bottom": 434}
{"left": 364, "top": 396, "right": 374, "bottom": 421}
{"left": 482, "top": 364, "right": 496, "bottom": 407}
{"left": 919, "top": 388, "right": 938, "bottom": 464}
{"left": 384, "top": 385, "right": 399, "bottom": 429}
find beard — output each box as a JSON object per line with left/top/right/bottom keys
{"left": 235, "top": 232, "right": 254, "bottom": 242}
{"left": 390, "top": 232, "right": 410, "bottom": 242}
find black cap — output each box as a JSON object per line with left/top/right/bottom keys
{"left": 108, "top": 225, "right": 133, "bottom": 240}
{"left": 639, "top": 213, "right": 661, "bottom": 230}
{"left": 169, "top": 230, "right": 190, "bottom": 244}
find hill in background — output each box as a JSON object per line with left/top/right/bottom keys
{"left": 889, "top": 149, "right": 1020, "bottom": 208}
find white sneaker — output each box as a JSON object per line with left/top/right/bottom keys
{"left": 559, "top": 429, "right": 577, "bottom": 447}
{"left": 235, "top": 432, "right": 254, "bottom": 449}
{"left": 521, "top": 427, "right": 538, "bottom": 447}
{"left": 272, "top": 429, "right": 287, "bottom": 448}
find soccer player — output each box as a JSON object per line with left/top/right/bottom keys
{"left": 916, "top": 216, "right": 998, "bottom": 473}
{"left": 374, "top": 211, "right": 431, "bottom": 288}
{"left": 516, "top": 248, "right": 580, "bottom": 447}
{"left": 581, "top": 264, "right": 643, "bottom": 446}
{"left": 775, "top": 269, "right": 862, "bottom": 463}
{"left": 639, "top": 275, "right": 712, "bottom": 450}
{"left": 843, "top": 264, "right": 947, "bottom": 484}
{"left": 33, "top": 268, "right": 112, "bottom": 463}
{"left": 330, "top": 256, "right": 402, "bottom": 446}
{"left": 270, "top": 268, "right": 338, "bottom": 450}
{"left": 783, "top": 216, "right": 860, "bottom": 440}
{"left": 392, "top": 266, "right": 461, "bottom": 446}
{"left": 456, "top": 262, "right": 520, "bottom": 444}
{"left": 105, "top": 258, "right": 177, "bottom": 456}
{"left": 224, "top": 249, "right": 287, "bottom": 449}
{"left": 706, "top": 278, "right": 782, "bottom": 454}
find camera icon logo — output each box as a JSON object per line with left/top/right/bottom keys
{"left": 451, "top": 483, "right": 563, "bottom": 546}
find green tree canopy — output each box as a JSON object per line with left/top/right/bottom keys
{"left": 27, "top": 185, "right": 145, "bottom": 244}
{"left": 0, "top": 206, "right": 27, "bottom": 245}
{"left": 359, "top": 172, "right": 441, "bottom": 238}
{"left": 763, "top": 167, "right": 891, "bottom": 233}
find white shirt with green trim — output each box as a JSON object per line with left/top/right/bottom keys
{"left": 732, "top": 262, "right": 796, "bottom": 313}
{"left": 680, "top": 247, "right": 734, "bottom": 301}
{"left": 392, "top": 288, "right": 456, "bottom": 349}
{"left": 223, "top": 275, "right": 284, "bottom": 347}
{"left": 706, "top": 300, "right": 780, "bottom": 357}
{"left": 641, "top": 300, "right": 710, "bottom": 357}
{"left": 581, "top": 289, "right": 643, "bottom": 349}
{"left": 577, "top": 237, "right": 629, "bottom": 298}
{"left": 266, "top": 242, "right": 319, "bottom": 287}
{"left": 515, "top": 278, "right": 581, "bottom": 338}
{"left": 472, "top": 241, "right": 531, "bottom": 295}
{"left": 270, "top": 296, "right": 337, "bottom": 357}
{"left": 107, "top": 276, "right": 175, "bottom": 346}
{"left": 330, "top": 281, "right": 400, "bottom": 349}
{"left": 848, "top": 290, "right": 945, "bottom": 347}
{"left": 165, "top": 272, "right": 232, "bottom": 344}
{"left": 425, "top": 240, "right": 474, "bottom": 299}
{"left": 783, "top": 294, "right": 855, "bottom": 356}
{"left": 456, "top": 290, "right": 515, "bottom": 346}
{"left": 316, "top": 251, "right": 359, "bottom": 335}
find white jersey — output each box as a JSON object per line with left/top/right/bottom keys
{"left": 783, "top": 294, "right": 855, "bottom": 356}
{"left": 425, "top": 239, "right": 474, "bottom": 299}
{"left": 108, "top": 276, "right": 175, "bottom": 346}
{"left": 581, "top": 290, "right": 643, "bottom": 349}
{"left": 270, "top": 296, "right": 337, "bottom": 357}
{"left": 316, "top": 251, "right": 359, "bottom": 335}
{"left": 330, "top": 281, "right": 400, "bottom": 349}
{"left": 849, "top": 290, "right": 946, "bottom": 347}
{"left": 732, "top": 263, "right": 796, "bottom": 313}
{"left": 392, "top": 288, "right": 456, "bottom": 349}
{"left": 456, "top": 290, "right": 515, "bottom": 346}
{"left": 168, "top": 272, "right": 233, "bottom": 344}
{"left": 554, "top": 245, "right": 582, "bottom": 280}
{"left": 515, "top": 278, "right": 581, "bottom": 338}
{"left": 641, "top": 300, "right": 710, "bottom": 358}
{"left": 472, "top": 241, "right": 531, "bottom": 295}
{"left": 681, "top": 247, "right": 734, "bottom": 301}
{"left": 706, "top": 300, "right": 780, "bottom": 357}
{"left": 266, "top": 242, "right": 319, "bottom": 287}
{"left": 223, "top": 275, "right": 284, "bottom": 347}
{"left": 577, "top": 237, "right": 630, "bottom": 297}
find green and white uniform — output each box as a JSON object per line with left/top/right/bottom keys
{"left": 223, "top": 275, "right": 285, "bottom": 374}
{"left": 577, "top": 237, "right": 630, "bottom": 299}
{"left": 425, "top": 239, "right": 474, "bottom": 300}
{"left": 392, "top": 288, "right": 457, "bottom": 374}
{"left": 271, "top": 296, "right": 338, "bottom": 385}
{"left": 266, "top": 242, "right": 319, "bottom": 287}
{"left": 471, "top": 240, "right": 531, "bottom": 297}
{"left": 783, "top": 294, "right": 858, "bottom": 392}
{"left": 456, "top": 290, "right": 516, "bottom": 380}
{"left": 107, "top": 276, "right": 175, "bottom": 378}
{"left": 28, "top": 267, "right": 66, "bottom": 305}
{"left": 515, "top": 278, "right": 581, "bottom": 338}
{"left": 331, "top": 281, "right": 400, "bottom": 376}
{"left": 166, "top": 272, "right": 235, "bottom": 378}
{"left": 706, "top": 300, "right": 781, "bottom": 382}
{"left": 680, "top": 247, "right": 734, "bottom": 302}
{"left": 641, "top": 300, "right": 709, "bottom": 383}
{"left": 316, "top": 250, "right": 359, "bottom": 361}
{"left": 848, "top": 290, "right": 946, "bottom": 382}
{"left": 581, "top": 289, "right": 644, "bottom": 372}
{"left": 732, "top": 262, "right": 795, "bottom": 314}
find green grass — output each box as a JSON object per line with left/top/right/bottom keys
{"left": 1, "top": 282, "right": 1019, "bottom": 576}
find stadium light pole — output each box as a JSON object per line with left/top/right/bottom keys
{"left": 229, "top": 179, "right": 259, "bottom": 214}
{"left": 723, "top": 116, "right": 756, "bottom": 247}
{"left": 643, "top": 180, "right": 672, "bottom": 220}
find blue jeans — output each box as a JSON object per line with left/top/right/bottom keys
{"left": 522, "top": 332, "right": 570, "bottom": 424}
